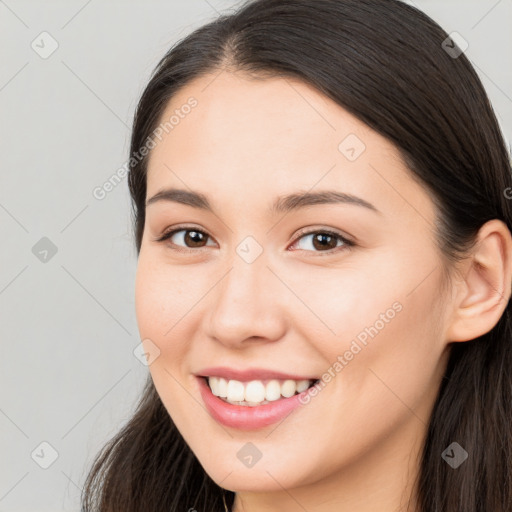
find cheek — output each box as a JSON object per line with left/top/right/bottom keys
{"left": 134, "top": 252, "right": 200, "bottom": 341}
{"left": 295, "top": 249, "right": 446, "bottom": 419}
{"left": 134, "top": 256, "right": 201, "bottom": 425}
{"left": 275, "top": 253, "right": 406, "bottom": 357}
{"left": 134, "top": 256, "right": 188, "bottom": 389}
{"left": 134, "top": 253, "right": 213, "bottom": 406}
{"left": 295, "top": 281, "right": 446, "bottom": 482}
{"left": 323, "top": 269, "right": 446, "bottom": 435}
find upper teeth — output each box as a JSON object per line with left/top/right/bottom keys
{"left": 207, "top": 377, "right": 313, "bottom": 404}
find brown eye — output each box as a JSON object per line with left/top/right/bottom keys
{"left": 181, "top": 230, "right": 208, "bottom": 248}
{"left": 156, "top": 227, "right": 216, "bottom": 251}
{"left": 311, "top": 233, "right": 339, "bottom": 251}
{"left": 291, "top": 229, "right": 354, "bottom": 254}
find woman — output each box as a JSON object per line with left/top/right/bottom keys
{"left": 81, "top": 0, "right": 512, "bottom": 510}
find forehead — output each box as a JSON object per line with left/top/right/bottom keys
{"left": 145, "top": 71, "right": 428, "bottom": 219}
{"left": 148, "top": 70, "right": 379, "bottom": 168}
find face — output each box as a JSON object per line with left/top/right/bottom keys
{"left": 135, "top": 71, "right": 452, "bottom": 497}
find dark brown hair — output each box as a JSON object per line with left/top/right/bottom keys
{"left": 81, "top": 0, "right": 512, "bottom": 510}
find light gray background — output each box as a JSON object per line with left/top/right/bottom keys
{"left": 0, "top": 1, "right": 510, "bottom": 510}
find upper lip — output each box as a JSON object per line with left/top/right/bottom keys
{"left": 195, "top": 366, "right": 319, "bottom": 382}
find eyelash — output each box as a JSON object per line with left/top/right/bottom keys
{"left": 154, "top": 224, "right": 355, "bottom": 256}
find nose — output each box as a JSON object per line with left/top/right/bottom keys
{"left": 204, "top": 252, "right": 287, "bottom": 348}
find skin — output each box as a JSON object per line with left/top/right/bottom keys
{"left": 134, "top": 70, "right": 512, "bottom": 512}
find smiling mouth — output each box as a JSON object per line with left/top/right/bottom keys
{"left": 203, "top": 376, "right": 321, "bottom": 407}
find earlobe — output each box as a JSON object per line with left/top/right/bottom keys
{"left": 445, "top": 219, "right": 512, "bottom": 343}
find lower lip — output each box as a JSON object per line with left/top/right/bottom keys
{"left": 197, "top": 376, "right": 312, "bottom": 430}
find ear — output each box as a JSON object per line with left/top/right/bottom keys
{"left": 445, "top": 219, "right": 512, "bottom": 342}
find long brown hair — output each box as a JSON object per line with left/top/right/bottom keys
{"left": 81, "top": 1, "right": 512, "bottom": 510}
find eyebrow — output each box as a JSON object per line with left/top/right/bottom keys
{"left": 145, "top": 188, "right": 380, "bottom": 215}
